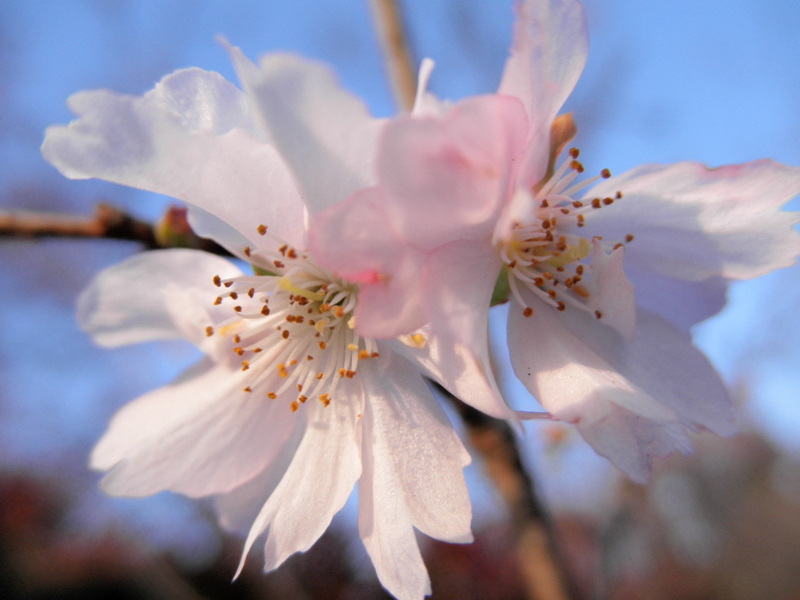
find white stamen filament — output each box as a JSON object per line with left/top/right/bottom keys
{"left": 208, "top": 227, "right": 379, "bottom": 411}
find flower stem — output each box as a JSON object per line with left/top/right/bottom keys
{"left": 433, "top": 382, "right": 581, "bottom": 600}
{"left": 367, "top": 0, "right": 418, "bottom": 111}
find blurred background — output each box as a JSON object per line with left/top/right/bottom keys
{"left": 1, "top": 0, "right": 800, "bottom": 598}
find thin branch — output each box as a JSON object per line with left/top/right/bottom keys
{"left": 0, "top": 204, "right": 231, "bottom": 256}
{"left": 433, "top": 382, "right": 581, "bottom": 600}
{"left": 367, "top": 0, "right": 418, "bottom": 111}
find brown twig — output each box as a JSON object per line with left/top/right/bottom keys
{"left": 433, "top": 382, "right": 581, "bottom": 600}
{"left": 0, "top": 204, "right": 231, "bottom": 256}
{"left": 367, "top": 0, "right": 418, "bottom": 111}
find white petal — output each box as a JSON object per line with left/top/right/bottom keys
{"left": 93, "top": 359, "right": 298, "bottom": 498}
{"left": 508, "top": 292, "right": 735, "bottom": 480}
{"left": 42, "top": 68, "right": 306, "bottom": 249}
{"left": 499, "top": 0, "right": 588, "bottom": 127}
{"left": 358, "top": 352, "right": 472, "bottom": 600}
{"left": 77, "top": 249, "right": 241, "bottom": 348}
{"left": 214, "top": 414, "right": 308, "bottom": 535}
{"left": 582, "top": 160, "right": 800, "bottom": 282}
{"left": 624, "top": 264, "right": 728, "bottom": 332}
{"left": 232, "top": 51, "right": 385, "bottom": 214}
{"left": 237, "top": 388, "right": 363, "bottom": 575}
{"left": 587, "top": 240, "right": 636, "bottom": 340}
{"left": 499, "top": 0, "right": 588, "bottom": 188}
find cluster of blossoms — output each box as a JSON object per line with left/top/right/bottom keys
{"left": 42, "top": 0, "right": 800, "bottom": 598}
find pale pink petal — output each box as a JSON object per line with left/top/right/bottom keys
{"left": 586, "top": 240, "right": 636, "bottom": 341}
{"left": 377, "top": 94, "right": 529, "bottom": 249}
{"left": 508, "top": 291, "right": 735, "bottom": 481}
{"left": 236, "top": 388, "right": 363, "bottom": 576}
{"left": 358, "top": 353, "right": 472, "bottom": 599}
{"left": 499, "top": 0, "right": 588, "bottom": 189}
{"left": 309, "top": 187, "right": 427, "bottom": 338}
{"left": 77, "top": 249, "right": 241, "bottom": 349}
{"left": 230, "top": 50, "right": 385, "bottom": 214}
{"left": 580, "top": 160, "right": 800, "bottom": 282}
{"left": 42, "top": 68, "right": 306, "bottom": 249}
{"left": 415, "top": 240, "right": 512, "bottom": 418}
{"left": 93, "top": 359, "right": 298, "bottom": 497}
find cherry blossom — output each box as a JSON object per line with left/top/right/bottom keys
{"left": 42, "top": 48, "right": 480, "bottom": 600}
{"left": 309, "top": 0, "right": 800, "bottom": 482}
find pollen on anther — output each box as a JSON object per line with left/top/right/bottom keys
{"left": 306, "top": 355, "right": 314, "bottom": 361}
{"left": 601, "top": 168, "right": 612, "bottom": 179}
{"left": 205, "top": 326, "right": 214, "bottom": 337}
{"left": 248, "top": 288, "right": 255, "bottom": 298}
{"left": 234, "top": 305, "right": 242, "bottom": 313}
{"left": 297, "top": 384, "right": 303, "bottom": 392}
{"left": 243, "top": 246, "right": 251, "bottom": 257}
{"left": 298, "top": 395, "right": 308, "bottom": 404}
{"left": 319, "top": 341, "right": 327, "bottom": 350}
{"left": 233, "top": 334, "right": 241, "bottom": 343}
{"left": 346, "top": 370, "right": 356, "bottom": 379}
{"left": 595, "top": 310, "right": 603, "bottom": 319}
{"left": 243, "top": 386, "right": 252, "bottom": 393}
{"left": 290, "top": 401, "right": 299, "bottom": 412}
{"left": 233, "top": 347, "right": 244, "bottom": 356}
{"left": 540, "top": 199, "right": 549, "bottom": 208}
{"left": 282, "top": 330, "right": 289, "bottom": 339}
{"left": 316, "top": 372, "right": 324, "bottom": 380}
{"left": 523, "top": 307, "right": 534, "bottom": 318}
{"left": 224, "top": 281, "right": 234, "bottom": 288}
{"left": 289, "top": 359, "right": 297, "bottom": 366}
{"left": 570, "top": 160, "right": 585, "bottom": 173}
{"left": 591, "top": 198, "right": 602, "bottom": 209}
{"left": 287, "top": 248, "right": 298, "bottom": 259}
{"left": 267, "top": 392, "right": 277, "bottom": 399}
{"left": 614, "top": 243, "right": 624, "bottom": 250}
{"left": 274, "top": 260, "right": 285, "bottom": 269}
{"left": 253, "top": 348, "right": 262, "bottom": 353}
{"left": 603, "top": 197, "right": 614, "bottom": 206}
{"left": 212, "top": 275, "right": 221, "bottom": 287}
{"left": 278, "top": 363, "right": 288, "bottom": 378}
{"left": 625, "top": 234, "right": 635, "bottom": 243}
{"left": 319, "top": 394, "right": 331, "bottom": 407}
{"left": 229, "top": 291, "right": 238, "bottom": 300}
{"left": 557, "top": 301, "right": 566, "bottom": 311}
{"left": 616, "top": 191, "right": 623, "bottom": 199}
{"left": 214, "top": 297, "right": 222, "bottom": 305}
{"left": 241, "top": 361, "right": 250, "bottom": 371}
{"left": 261, "top": 306, "right": 270, "bottom": 316}
{"left": 257, "top": 224, "right": 268, "bottom": 235}
{"left": 569, "top": 147, "right": 580, "bottom": 159}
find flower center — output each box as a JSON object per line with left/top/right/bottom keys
{"left": 206, "top": 226, "right": 378, "bottom": 412}
{"left": 501, "top": 148, "right": 633, "bottom": 319}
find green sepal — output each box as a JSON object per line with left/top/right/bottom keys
{"left": 252, "top": 265, "right": 278, "bottom": 277}
{"left": 490, "top": 265, "right": 511, "bottom": 306}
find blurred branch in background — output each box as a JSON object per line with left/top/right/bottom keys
{"left": 435, "top": 383, "right": 580, "bottom": 600}
{"left": 0, "top": 204, "right": 230, "bottom": 256}
{"left": 367, "top": 0, "right": 418, "bottom": 111}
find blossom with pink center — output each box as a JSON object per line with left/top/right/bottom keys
{"left": 41, "top": 47, "right": 484, "bottom": 600}
{"left": 309, "top": 0, "right": 800, "bottom": 482}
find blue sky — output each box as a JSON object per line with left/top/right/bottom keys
{"left": 2, "top": 0, "right": 799, "bottom": 564}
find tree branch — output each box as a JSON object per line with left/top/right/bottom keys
{"left": 367, "top": 0, "right": 418, "bottom": 111}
